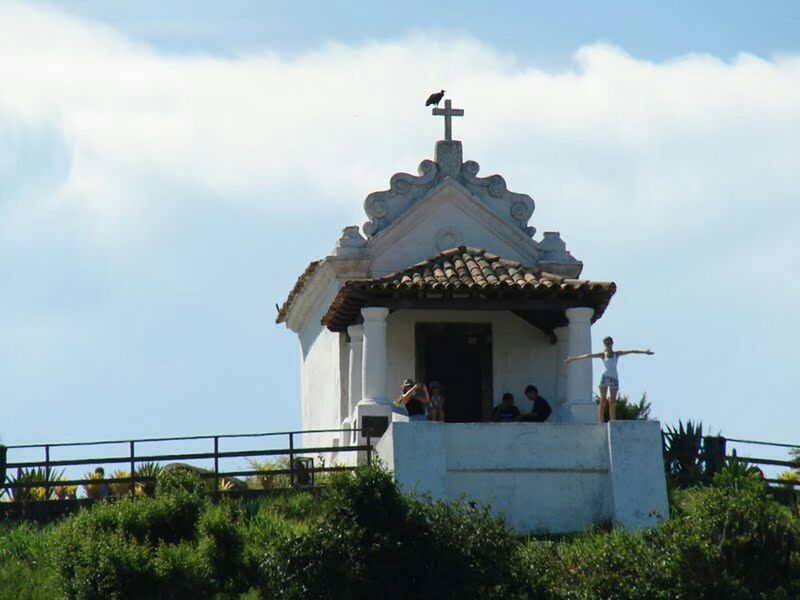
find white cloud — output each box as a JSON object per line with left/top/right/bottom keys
{"left": 2, "top": 1, "right": 799, "bottom": 242}
{"left": 1, "top": 2, "right": 800, "bottom": 446}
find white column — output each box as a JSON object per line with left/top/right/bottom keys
{"left": 360, "top": 307, "right": 390, "bottom": 405}
{"left": 554, "top": 325, "right": 569, "bottom": 422}
{"left": 347, "top": 324, "right": 364, "bottom": 415}
{"left": 341, "top": 324, "right": 364, "bottom": 447}
{"left": 564, "top": 307, "right": 596, "bottom": 423}
{"left": 355, "top": 307, "right": 399, "bottom": 445}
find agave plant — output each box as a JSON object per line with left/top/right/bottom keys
{"left": 8, "top": 467, "right": 64, "bottom": 502}
{"left": 109, "top": 468, "right": 135, "bottom": 497}
{"left": 247, "top": 458, "right": 291, "bottom": 490}
{"left": 82, "top": 469, "right": 109, "bottom": 499}
{"left": 663, "top": 420, "right": 705, "bottom": 488}
{"left": 135, "top": 462, "right": 163, "bottom": 496}
{"left": 714, "top": 450, "right": 764, "bottom": 491}
{"left": 53, "top": 482, "right": 78, "bottom": 500}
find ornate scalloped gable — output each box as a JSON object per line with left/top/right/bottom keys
{"left": 363, "top": 140, "right": 582, "bottom": 278}
{"left": 364, "top": 141, "right": 536, "bottom": 240}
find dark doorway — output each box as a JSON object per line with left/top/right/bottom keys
{"left": 415, "top": 323, "right": 493, "bottom": 422}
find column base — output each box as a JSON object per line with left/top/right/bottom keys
{"left": 561, "top": 401, "right": 598, "bottom": 424}
{"left": 355, "top": 400, "right": 408, "bottom": 442}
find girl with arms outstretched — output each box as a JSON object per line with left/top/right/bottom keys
{"left": 565, "top": 336, "right": 653, "bottom": 422}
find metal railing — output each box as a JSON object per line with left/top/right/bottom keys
{"left": 723, "top": 436, "right": 800, "bottom": 488}
{"left": 0, "top": 428, "right": 372, "bottom": 503}
{"left": 662, "top": 432, "right": 800, "bottom": 489}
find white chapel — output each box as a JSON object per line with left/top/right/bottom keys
{"left": 277, "top": 100, "right": 668, "bottom": 533}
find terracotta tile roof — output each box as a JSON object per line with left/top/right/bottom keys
{"left": 321, "top": 246, "right": 615, "bottom": 332}
{"left": 275, "top": 260, "right": 321, "bottom": 324}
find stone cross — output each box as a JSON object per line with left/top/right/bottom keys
{"left": 432, "top": 99, "right": 464, "bottom": 141}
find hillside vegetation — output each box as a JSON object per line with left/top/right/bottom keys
{"left": 1, "top": 465, "right": 799, "bottom": 599}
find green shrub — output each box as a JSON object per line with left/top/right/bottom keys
{"left": 155, "top": 466, "right": 206, "bottom": 499}
{"left": 664, "top": 480, "right": 800, "bottom": 598}
{"left": 197, "top": 500, "right": 248, "bottom": 593}
{"left": 422, "top": 498, "right": 519, "bottom": 599}
{"left": 0, "top": 522, "right": 60, "bottom": 599}
{"left": 153, "top": 541, "right": 211, "bottom": 597}
{"left": 259, "top": 465, "right": 520, "bottom": 600}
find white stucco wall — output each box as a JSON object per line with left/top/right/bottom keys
{"left": 377, "top": 421, "right": 668, "bottom": 533}
{"left": 385, "top": 309, "right": 560, "bottom": 416}
{"left": 297, "top": 278, "right": 347, "bottom": 449}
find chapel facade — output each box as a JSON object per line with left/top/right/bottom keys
{"left": 276, "top": 101, "right": 667, "bottom": 533}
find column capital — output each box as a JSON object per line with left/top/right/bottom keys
{"left": 347, "top": 323, "right": 364, "bottom": 341}
{"left": 566, "top": 306, "right": 594, "bottom": 323}
{"left": 361, "top": 306, "right": 390, "bottom": 322}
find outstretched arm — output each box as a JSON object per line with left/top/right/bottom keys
{"left": 616, "top": 349, "right": 655, "bottom": 357}
{"left": 565, "top": 352, "right": 604, "bottom": 364}
{"left": 395, "top": 386, "right": 418, "bottom": 406}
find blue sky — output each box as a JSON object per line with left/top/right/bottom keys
{"left": 2, "top": 2, "right": 799, "bottom": 466}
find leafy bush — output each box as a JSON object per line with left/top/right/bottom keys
{"left": 664, "top": 479, "right": 800, "bottom": 598}
{"left": 6, "top": 464, "right": 800, "bottom": 599}
{"left": 155, "top": 465, "right": 206, "bottom": 499}
{"left": 0, "top": 522, "right": 62, "bottom": 599}
{"left": 197, "top": 500, "right": 248, "bottom": 593}
{"left": 594, "top": 392, "right": 653, "bottom": 420}
{"left": 50, "top": 468, "right": 211, "bottom": 599}
{"left": 259, "top": 465, "right": 519, "bottom": 600}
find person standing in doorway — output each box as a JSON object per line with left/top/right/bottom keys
{"left": 394, "top": 378, "right": 430, "bottom": 422}
{"left": 565, "top": 336, "right": 654, "bottom": 422}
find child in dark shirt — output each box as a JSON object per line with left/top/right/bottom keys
{"left": 491, "top": 393, "right": 520, "bottom": 422}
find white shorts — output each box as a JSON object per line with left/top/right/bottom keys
{"left": 600, "top": 374, "right": 619, "bottom": 389}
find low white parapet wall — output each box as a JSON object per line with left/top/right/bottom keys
{"left": 375, "top": 421, "right": 668, "bottom": 534}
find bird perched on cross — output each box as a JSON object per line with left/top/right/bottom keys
{"left": 425, "top": 89, "right": 445, "bottom": 107}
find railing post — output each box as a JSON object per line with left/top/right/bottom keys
{"left": 366, "top": 435, "right": 372, "bottom": 466}
{"left": 44, "top": 445, "right": 51, "bottom": 500}
{"left": 129, "top": 441, "right": 136, "bottom": 497}
{"left": 213, "top": 436, "right": 219, "bottom": 493}
{"left": 289, "top": 432, "right": 295, "bottom": 487}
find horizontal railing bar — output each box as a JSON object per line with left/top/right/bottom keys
{"left": 765, "top": 478, "right": 800, "bottom": 487}
{"left": 724, "top": 437, "right": 798, "bottom": 449}
{"left": 5, "top": 443, "right": 370, "bottom": 471}
{"left": 733, "top": 456, "right": 797, "bottom": 468}
{"left": 3, "top": 428, "right": 364, "bottom": 450}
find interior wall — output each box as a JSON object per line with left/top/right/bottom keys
{"left": 385, "top": 309, "right": 559, "bottom": 417}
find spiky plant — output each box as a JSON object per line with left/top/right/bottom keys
{"left": 8, "top": 467, "right": 63, "bottom": 502}
{"left": 53, "top": 473, "right": 78, "bottom": 500}
{"left": 82, "top": 470, "right": 106, "bottom": 499}
{"left": 247, "top": 457, "right": 291, "bottom": 490}
{"left": 663, "top": 420, "right": 705, "bottom": 488}
{"left": 714, "top": 450, "right": 764, "bottom": 491}
{"left": 109, "top": 469, "right": 134, "bottom": 497}
{"left": 135, "top": 462, "right": 163, "bottom": 496}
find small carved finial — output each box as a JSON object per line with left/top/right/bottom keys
{"left": 332, "top": 225, "right": 367, "bottom": 257}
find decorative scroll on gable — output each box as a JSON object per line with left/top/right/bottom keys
{"left": 363, "top": 141, "right": 536, "bottom": 239}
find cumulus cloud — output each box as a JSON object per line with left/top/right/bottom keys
{"left": 2, "top": 2, "right": 799, "bottom": 238}
{"left": 1, "top": 1, "right": 799, "bottom": 445}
